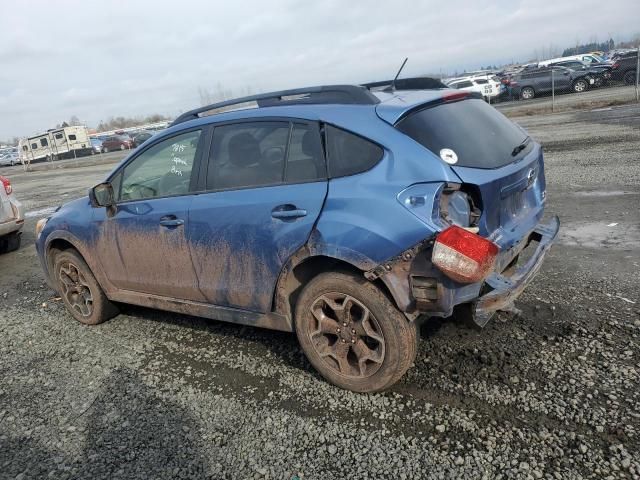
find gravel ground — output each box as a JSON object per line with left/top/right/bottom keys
{"left": 1, "top": 103, "right": 639, "bottom": 479}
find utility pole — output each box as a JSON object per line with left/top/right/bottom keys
{"left": 551, "top": 68, "right": 555, "bottom": 112}
{"left": 636, "top": 45, "right": 640, "bottom": 103}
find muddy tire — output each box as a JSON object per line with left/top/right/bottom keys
{"left": 623, "top": 70, "right": 636, "bottom": 85}
{"left": 0, "top": 231, "right": 21, "bottom": 253}
{"left": 295, "top": 272, "right": 417, "bottom": 393}
{"left": 53, "top": 249, "right": 118, "bottom": 325}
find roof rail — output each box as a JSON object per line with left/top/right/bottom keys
{"left": 170, "top": 85, "right": 379, "bottom": 126}
{"left": 362, "top": 77, "right": 448, "bottom": 91}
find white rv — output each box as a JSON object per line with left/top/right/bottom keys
{"left": 19, "top": 126, "right": 93, "bottom": 164}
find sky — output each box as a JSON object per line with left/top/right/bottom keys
{"left": 0, "top": 0, "right": 638, "bottom": 139}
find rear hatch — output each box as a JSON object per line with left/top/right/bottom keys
{"left": 394, "top": 96, "right": 546, "bottom": 250}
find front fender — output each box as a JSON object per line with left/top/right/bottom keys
{"left": 41, "top": 229, "right": 115, "bottom": 296}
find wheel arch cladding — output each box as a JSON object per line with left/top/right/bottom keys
{"left": 272, "top": 250, "right": 405, "bottom": 324}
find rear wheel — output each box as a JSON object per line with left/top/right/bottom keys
{"left": 572, "top": 79, "right": 588, "bottom": 93}
{"left": 120, "top": 144, "right": 126, "bottom": 150}
{"left": 521, "top": 87, "right": 535, "bottom": 100}
{"left": 102, "top": 147, "right": 108, "bottom": 153}
{"left": 53, "top": 249, "right": 118, "bottom": 325}
{"left": 295, "top": 272, "right": 417, "bottom": 392}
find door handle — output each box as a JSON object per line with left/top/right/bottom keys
{"left": 271, "top": 204, "right": 307, "bottom": 220}
{"left": 159, "top": 215, "right": 184, "bottom": 227}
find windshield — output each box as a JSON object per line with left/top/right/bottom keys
{"left": 396, "top": 98, "right": 531, "bottom": 169}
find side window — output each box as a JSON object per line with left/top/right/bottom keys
{"left": 325, "top": 125, "right": 383, "bottom": 178}
{"left": 55, "top": 133, "right": 63, "bottom": 139}
{"left": 31, "top": 143, "right": 38, "bottom": 149}
{"left": 285, "top": 124, "right": 325, "bottom": 183}
{"left": 69, "top": 134, "right": 77, "bottom": 140}
{"left": 119, "top": 130, "right": 201, "bottom": 202}
{"left": 207, "top": 122, "right": 289, "bottom": 190}
{"left": 22, "top": 146, "right": 28, "bottom": 152}
{"left": 40, "top": 138, "right": 49, "bottom": 147}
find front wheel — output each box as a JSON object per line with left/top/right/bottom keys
{"left": 295, "top": 272, "right": 418, "bottom": 392}
{"left": 120, "top": 144, "right": 126, "bottom": 150}
{"left": 53, "top": 249, "right": 118, "bottom": 325}
{"left": 521, "top": 87, "right": 535, "bottom": 100}
{"left": 572, "top": 79, "right": 588, "bottom": 93}
{"left": 102, "top": 147, "right": 108, "bottom": 153}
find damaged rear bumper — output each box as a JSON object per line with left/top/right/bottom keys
{"left": 366, "top": 216, "right": 560, "bottom": 325}
{"left": 473, "top": 215, "right": 559, "bottom": 326}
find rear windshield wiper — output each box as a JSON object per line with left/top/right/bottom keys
{"left": 511, "top": 136, "right": 531, "bottom": 157}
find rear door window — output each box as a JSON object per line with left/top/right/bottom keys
{"left": 285, "top": 123, "right": 325, "bottom": 183}
{"left": 396, "top": 98, "right": 531, "bottom": 169}
{"left": 206, "top": 121, "right": 327, "bottom": 190}
{"left": 324, "top": 125, "right": 383, "bottom": 178}
{"left": 207, "top": 122, "right": 289, "bottom": 190}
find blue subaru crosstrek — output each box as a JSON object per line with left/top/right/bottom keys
{"left": 35, "top": 79, "right": 559, "bottom": 392}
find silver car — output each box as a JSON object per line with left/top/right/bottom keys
{"left": 0, "top": 153, "right": 20, "bottom": 167}
{"left": 0, "top": 175, "right": 24, "bottom": 252}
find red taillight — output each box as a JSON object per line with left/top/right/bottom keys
{"left": 432, "top": 225, "right": 499, "bottom": 283}
{"left": 0, "top": 175, "right": 11, "bottom": 195}
{"left": 442, "top": 91, "right": 469, "bottom": 102}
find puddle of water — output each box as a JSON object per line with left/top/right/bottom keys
{"left": 24, "top": 206, "right": 58, "bottom": 218}
{"left": 559, "top": 222, "right": 640, "bottom": 249}
{"left": 571, "top": 190, "right": 638, "bottom": 197}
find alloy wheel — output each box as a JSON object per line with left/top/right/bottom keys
{"left": 308, "top": 292, "right": 386, "bottom": 378}
{"left": 574, "top": 81, "right": 586, "bottom": 92}
{"left": 58, "top": 262, "right": 94, "bottom": 317}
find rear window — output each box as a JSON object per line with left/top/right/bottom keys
{"left": 396, "top": 98, "right": 530, "bottom": 169}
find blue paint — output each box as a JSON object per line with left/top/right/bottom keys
{"left": 36, "top": 87, "right": 551, "bottom": 323}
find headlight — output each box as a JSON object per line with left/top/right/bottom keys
{"left": 35, "top": 218, "right": 49, "bottom": 238}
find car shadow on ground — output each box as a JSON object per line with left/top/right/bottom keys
{"left": 116, "top": 303, "right": 312, "bottom": 374}
{"left": 1, "top": 368, "right": 212, "bottom": 479}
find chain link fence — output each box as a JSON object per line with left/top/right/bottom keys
{"left": 443, "top": 46, "right": 640, "bottom": 115}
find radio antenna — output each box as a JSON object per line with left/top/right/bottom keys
{"left": 391, "top": 57, "right": 408, "bottom": 90}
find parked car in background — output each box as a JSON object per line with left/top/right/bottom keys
{"left": 131, "top": 131, "right": 155, "bottom": 147}
{"left": 609, "top": 51, "right": 638, "bottom": 85}
{"left": 35, "top": 82, "right": 558, "bottom": 392}
{"left": 510, "top": 66, "right": 595, "bottom": 99}
{"left": 100, "top": 134, "right": 133, "bottom": 152}
{"left": 90, "top": 138, "right": 103, "bottom": 155}
{"left": 0, "top": 152, "right": 20, "bottom": 166}
{"left": 0, "top": 175, "right": 24, "bottom": 253}
{"left": 548, "top": 60, "right": 612, "bottom": 87}
{"left": 446, "top": 75, "right": 503, "bottom": 101}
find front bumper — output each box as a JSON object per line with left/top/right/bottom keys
{"left": 473, "top": 215, "right": 559, "bottom": 326}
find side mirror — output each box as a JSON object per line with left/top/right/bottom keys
{"left": 90, "top": 182, "right": 115, "bottom": 207}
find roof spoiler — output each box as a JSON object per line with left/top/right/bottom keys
{"left": 362, "top": 77, "right": 448, "bottom": 91}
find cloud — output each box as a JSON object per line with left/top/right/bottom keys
{"left": 0, "top": 0, "right": 637, "bottom": 137}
